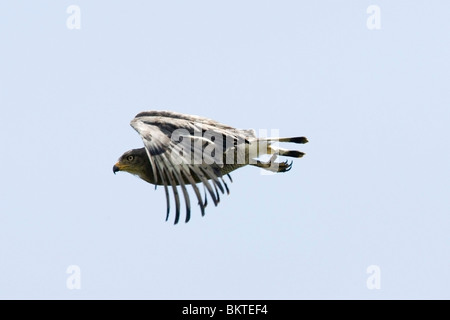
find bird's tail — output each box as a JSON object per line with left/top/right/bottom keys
{"left": 262, "top": 136, "right": 308, "bottom": 158}
{"left": 250, "top": 136, "right": 308, "bottom": 172}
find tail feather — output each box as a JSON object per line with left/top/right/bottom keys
{"left": 278, "top": 150, "right": 305, "bottom": 158}
{"left": 261, "top": 136, "right": 308, "bottom": 144}
{"left": 268, "top": 146, "right": 305, "bottom": 158}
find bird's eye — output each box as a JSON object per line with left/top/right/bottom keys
{"left": 127, "top": 155, "right": 134, "bottom": 161}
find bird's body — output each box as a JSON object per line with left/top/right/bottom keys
{"left": 128, "top": 147, "right": 246, "bottom": 185}
{"left": 113, "top": 110, "right": 308, "bottom": 224}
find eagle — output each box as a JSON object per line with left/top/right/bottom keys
{"left": 113, "top": 111, "right": 308, "bottom": 224}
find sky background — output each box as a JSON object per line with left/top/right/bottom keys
{"left": 0, "top": 1, "right": 449, "bottom": 299}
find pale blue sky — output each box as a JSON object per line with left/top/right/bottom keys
{"left": 0, "top": 1, "right": 449, "bottom": 299}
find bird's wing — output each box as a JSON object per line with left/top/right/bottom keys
{"left": 130, "top": 110, "right": 254, "bottom": 224}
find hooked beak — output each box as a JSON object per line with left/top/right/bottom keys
{"left": 113, "top": 163, "right": 120, "bottom": 174}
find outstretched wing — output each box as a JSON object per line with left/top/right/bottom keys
{"left": 130, "top": 110, "right": 255, "bottom": 224}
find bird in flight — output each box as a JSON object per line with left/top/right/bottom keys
{"left": 113, "top": 111, "right": 308, "bottom": 224}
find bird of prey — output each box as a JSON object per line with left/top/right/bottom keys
{"left": 113, "top": 110, "right": 308, "bottom": 224}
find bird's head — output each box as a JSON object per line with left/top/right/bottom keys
{"left": 113, "top": 148, "right": 150, "bottom": 179}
